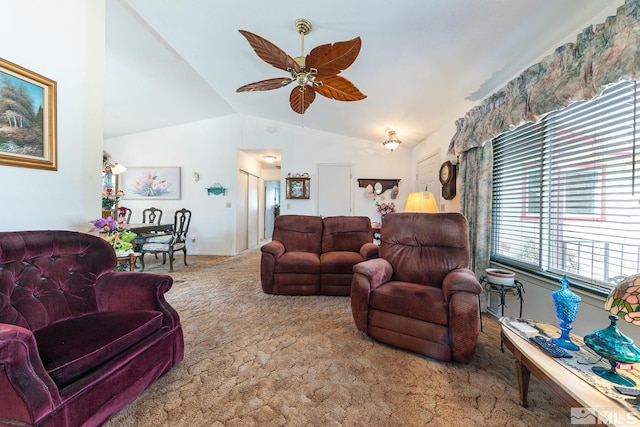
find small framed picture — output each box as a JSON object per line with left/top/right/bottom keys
{"left": 286, "top": 177, "right": 310, "bottom": 199}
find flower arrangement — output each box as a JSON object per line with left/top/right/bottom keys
{"left": 376, "top": 201, "right": 396, "bottom": 216}
{"left": 102, "top": 188, "right": 125, "bottom": 210}
{"left": 89, "top": 216, "right": 137, "bottom": 255}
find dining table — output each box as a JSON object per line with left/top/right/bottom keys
{"left": 128, "top": 223, "right": 174, "bottom": 251}
{"left": 128, "top": 223, "right": 174, "bottom": 234}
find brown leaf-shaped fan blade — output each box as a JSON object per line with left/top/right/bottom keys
{"left": 239, "top": 30, "right": 300, "bottom": 73}
{"left": 289, "top": 86, "right": 316, "bottom": 114}
{"left": 237, "top": 77, "right": 293, "bottom": 92}
{"left": 314, "top": 76, "right": 366, "bottom": 101}
{"left": 306, "top": 37, "right": 362, "bottom": 79}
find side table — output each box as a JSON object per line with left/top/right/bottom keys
{"left": 116, "top": 252, "right": 140, "bottom": 272}
{"left": 371, "top": 225, "right": 381, "bottom": 244}
{"left": 480, "top": 273, "right": 524, "bottom": 351}
{"left": 479, "top": 273, "right": 525, "bottom": 318}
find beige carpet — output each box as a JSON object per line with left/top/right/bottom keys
{"left": 106, "top": 250, "right": 570, "bottom": 427}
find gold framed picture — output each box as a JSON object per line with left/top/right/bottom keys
{"left": 286, "top": 177, "right": 310, "bottom": 199}
{"left": 0, "top": 57, "right": 57, "bottom": 170}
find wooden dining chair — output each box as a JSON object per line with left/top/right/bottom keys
{"left": 142, "top": 207, "right": 163, "bottom": 225}
{"left": 139, "top": 207, "right": 166, "bottom": 258}
{"left": 139, "top": 208, "right": 192, "bottom": 272}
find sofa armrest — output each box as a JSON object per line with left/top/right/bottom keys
{"left": 261, "top": 240, "right": 285, "bottom": 258}
{"left": 260, "top": 241, "right": 286, "bottom": 294}
{"left": 95, "top": 272, "right": 179, "bottom": 330}
{"left": 0, "top": 324, "right": 61, "bottom": 424}
{"left": 350, "top": 258, "right": 393, "bottom": 332}
{"left": 448, "top": 291, "right": 482, "bottom": 363}
{"left": 359, "top": 242, "right": 379, "bottom": 260}
{"left": 352, "top": 258, "right": 393, "bottom": 288}
{"left": 440, "top": 269, "right": 482, "bottom": 362}
{"left": 441, "top": 268, "right": 482, "bottom": 302}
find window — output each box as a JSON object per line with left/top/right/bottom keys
{"left": 491, "top": 80, "right": 640, "bottom": 294}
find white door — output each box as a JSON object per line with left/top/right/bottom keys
{"left": 236, "top": 171, "right": 248, "bottom": 253}
{"left": 237, "top": 170, "right": 260, "bottom": 253}
{"left": 417, "top": 154, "right": 441, "bottom": 209}
{"left": 247, "top": 173, "right": 259, "bottom": 249}
{"left": 317, "top": 164, "right": 352, "bottom": 217}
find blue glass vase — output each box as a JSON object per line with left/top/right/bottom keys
{"left": 551, "top": 275, "right": 581, "bottom": 351}
{"left": 584, "top": 315, "right": 640, "bottom": 386}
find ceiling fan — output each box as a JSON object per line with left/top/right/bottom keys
{"left": 236, "top": 18, "right": 366, "bottom": 114}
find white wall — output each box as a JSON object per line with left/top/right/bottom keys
{"left": 105, "top": 114, "right": 414, "bottom": 255}
{"left": 239, "top": 116, "right": 414, "bottom": 222}
{"left": 0, "top": 0, "right": 106, "bottom": 232}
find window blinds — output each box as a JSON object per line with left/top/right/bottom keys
{"left": 492, "top": 80, "right": 640, "bottom": 293}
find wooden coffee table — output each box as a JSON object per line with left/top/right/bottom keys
{"left": 501, "top": 324, "right": 639, "bottom": 426}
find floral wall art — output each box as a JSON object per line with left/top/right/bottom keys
{"left": 122, "top": 167, "right": 181, "bottom": 200}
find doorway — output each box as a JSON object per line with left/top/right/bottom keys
{"left": 264, "top": 180, "right": 280, "bottom": 238}
{"left": 237, "top": 170, "right": 260, "bottom": 253}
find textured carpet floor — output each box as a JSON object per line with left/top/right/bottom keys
{"left": 106, "top": 250, "right": 570, "bottom": 427}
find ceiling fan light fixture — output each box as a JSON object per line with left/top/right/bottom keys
{"left": 383, "top": 130, "right": 402, "bottom": 151}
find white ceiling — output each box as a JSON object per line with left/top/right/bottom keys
{"left": 105, "top": 0, "right": 624, "bottom": 151}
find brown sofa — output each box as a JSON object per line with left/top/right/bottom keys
{"left": 0, "top": 230, "right": 184, "bottom": 427}
{"left": 261, "top": 215, "right": 378, "bottom": 295}
{"left": 350, "top": 212, "right": 482, "bottom": 363}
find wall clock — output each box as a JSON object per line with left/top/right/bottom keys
{"left": 439, "top": 161, "right": 457, "bottom": 200}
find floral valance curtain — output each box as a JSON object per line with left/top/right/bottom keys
{"left": 449, "top": 0, "right": 640, "bottom": 155}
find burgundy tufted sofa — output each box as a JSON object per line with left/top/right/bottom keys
{"left": 261, "top": 215, "right": 378, "bottom": 295}
{"left": 0, "top": 230, "right": 184, "bottom": 427}
{"left": 350, "top": 212, "right": 482, "bottom": 363}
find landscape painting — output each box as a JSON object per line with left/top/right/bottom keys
{"left": 0, "top": 58, "right": 57, "bottom": 170}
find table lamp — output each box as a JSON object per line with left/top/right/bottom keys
{"left": 583, "top": 272, "right": 640, "bottom": 387}
{"left": 404, "top": 191, "right": 439, "bottom": 213}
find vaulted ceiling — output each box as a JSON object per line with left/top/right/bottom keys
{"left": 104, "top": 0, "right": 624, "bottom": 149}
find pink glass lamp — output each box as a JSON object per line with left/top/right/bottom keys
{"left": 606, "top": 273, "right": 640, "bottom": 326}
{"left": 584, "top": 273, "right": 640, "bottom": 386}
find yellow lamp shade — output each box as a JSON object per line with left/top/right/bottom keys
{"left": 404, "top": 191, "right": 439, "bottom": 213}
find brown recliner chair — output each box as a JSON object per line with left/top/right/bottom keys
{"left": 350, "top": 212, "right": 482, "bottom": 363}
